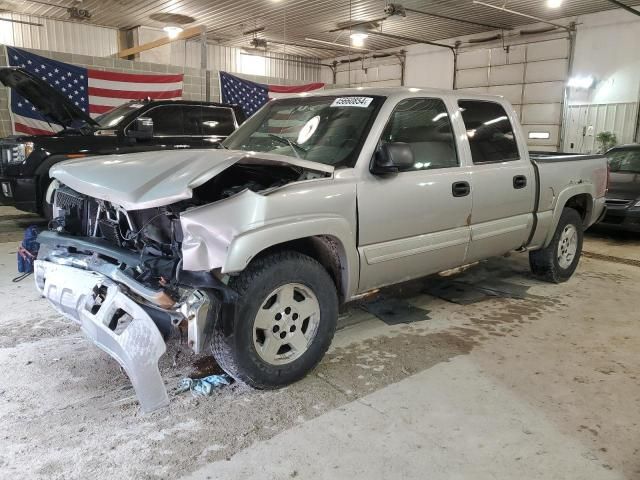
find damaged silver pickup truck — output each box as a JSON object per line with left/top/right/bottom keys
{"left": 34, "top": 88, "right": 608, "bottom": 412}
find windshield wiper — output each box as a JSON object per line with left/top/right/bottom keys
{"left": 268, "top": 133, "right": 307, "bottom": 159}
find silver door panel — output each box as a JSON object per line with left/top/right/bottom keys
{"left": 358, "top": 227, "right": 470, "bottom": 291}
{"left": 465, "top": 214, "right": 533, "bottom": 263}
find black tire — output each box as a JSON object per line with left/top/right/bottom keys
{"left": 529, "top": 207, "right": 584, "bottom": 283}
{"left": 211, "top": 250, "right": 338, "bottom": 389}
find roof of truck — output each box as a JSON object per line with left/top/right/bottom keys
{"left": 305, "top": 86, "right": 507, "bottom": 103}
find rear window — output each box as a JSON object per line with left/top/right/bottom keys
{"left": 458, "top": 100, "right": 520, "bottom": 163}
{"left": 608, "top": 149, "right": 640, "bottom": 174}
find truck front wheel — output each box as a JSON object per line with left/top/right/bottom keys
{"left": 529, "top": 207, "right": 584, "bottom": 283}
{"left": 211, "top": 250, "right": 338, "bottom": 389}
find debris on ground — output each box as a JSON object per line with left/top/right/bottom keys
{"left": 176, "top": 374, "right": 233, "bottom": 397}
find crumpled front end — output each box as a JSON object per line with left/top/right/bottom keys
{"left": 34, "top": 259, "right": 169, "bottom": 412}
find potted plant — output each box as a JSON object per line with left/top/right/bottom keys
{"left": 595, "top": 131, "right": 618, "bottom": 153}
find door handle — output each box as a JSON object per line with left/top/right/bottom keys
{"left": 513, "top": 175, "right": 527, "bottom": 189}
{"left": 452, "top": 181, "right": 471, "bottom": 197}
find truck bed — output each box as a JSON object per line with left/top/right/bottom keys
{"left": 529, "top": 151, "right": 605, "bottom": 163}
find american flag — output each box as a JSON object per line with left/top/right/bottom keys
{"left": 219, "top": 71, "right": 324, "bottom": 117}
{"left": 6, "top": 47, "right": 183, "bottom": 135}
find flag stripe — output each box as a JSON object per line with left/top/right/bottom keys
{"left": 87, "top": 69, "right": 184, "bottom": 83}
{"left": 88, "top": 87, "right": 183, "bottom": 100}
{"left": 269, "top": 83, "right": 325, "bottom": 93}
{"left": 15, "top": 123, "right": 55, "bottom": 136}
{"left": 88, "top": 104, "right": 118, "bottom": 115}
{"left": 88, "top": 78, "right": 184, "bottom": 92}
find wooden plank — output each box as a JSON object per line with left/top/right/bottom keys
{"left": 116, "top": 25, "right": 205, "bottom": 58}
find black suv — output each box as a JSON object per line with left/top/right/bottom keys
{"left": 0, "top": 67, "right": 245, "bottom": 216}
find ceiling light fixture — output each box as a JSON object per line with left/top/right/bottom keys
{"left": 350, "top": 32, "right": 369, "bottom": 48}
{"left": 163, "top": 25, "right": 184, "bottom": 39}
{"left": 546, "top": 0, "right": 563, "bottom": 8}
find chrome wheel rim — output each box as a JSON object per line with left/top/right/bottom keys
{"left": 252, "top": 283, "right": 320, "bottom": 366}
{"left": 557, "top": 224, "right": 578, "bottom": 269}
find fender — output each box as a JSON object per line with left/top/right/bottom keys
{"left": 223, "top": 216, "right": 360, "bottom": 300}
{"left": 543, "top": 183, "right": 595, "bottom": 248}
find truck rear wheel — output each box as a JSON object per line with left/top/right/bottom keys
{"left": 529, "top": 207, "right": 584, "bottom": 283}
{"left": 211, "top": 250, "right": 338, "bottom": 389}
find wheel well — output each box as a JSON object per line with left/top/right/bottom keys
{"left": 564, "top": 194, "right": 592, "bottom": 227}
{"left": 253, "top": 236, "right": 347, "bottom": 301}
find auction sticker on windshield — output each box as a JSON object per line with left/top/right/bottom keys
{"left": 331, "top": 97, "right": 374, "bottom": 108}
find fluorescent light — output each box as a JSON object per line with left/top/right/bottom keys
{"left": 547, "top": 0, "right": 563, "bottom": 8}
{"left": 568, "top": 76, "right": 595, "bottom": 89}
{"left": 432, "top": 112, "right": 448, "bottom": 122}
{"left": 163, "top": 25, "right": 183, "bottom": 39}
{"left": 484, "top": 116, "right": 508, "bottom": 126}
{"left": 350, "top": 32, "right": 368, "bottom": 48}
{"left": 529, "top": 131, "right": 551, "bottom": 139}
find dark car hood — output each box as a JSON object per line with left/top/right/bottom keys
{"left": 0, "top": 67, "right": 98, "bottom": 130}
{"left": 607, "top": 171, "right": 640, "bottom": 201}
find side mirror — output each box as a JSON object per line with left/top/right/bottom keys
{"left": 127, "top": 117, "right": 154, "bottom": 139}
{"left": 372, "top": 142, "right": 414, "bottom": 174}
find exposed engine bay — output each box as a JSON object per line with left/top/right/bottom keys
{"left": 48, "top": 161, "right": 324, "bottom": 297}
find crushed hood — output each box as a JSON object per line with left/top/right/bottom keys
{"left": 0, "top": 67, "right": 98, "bottom": 130}
{"left": 50, "top": 148, "right": 334, "bottom": 210}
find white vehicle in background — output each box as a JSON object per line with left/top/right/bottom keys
{"left": 34, "top": 87, "right": 608, "bottom": 411}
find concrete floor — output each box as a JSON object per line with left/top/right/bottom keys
{"left": 0, "top": 207, "right": 638, "bottom": 479}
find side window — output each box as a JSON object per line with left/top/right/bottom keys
{"left": 458, "top": 100, "right": 520, "bottom": 163}
{"left": 144, "top": 105, "right": 185, "bottom": 136}
{"left": 380, "top": 98, "right": 458, "bottom": 171}
{"left": 182, "top": 106, "right": 236, "bottom": 136}
{"left": 200, "top": 107, "right": 236, "bottom": 136}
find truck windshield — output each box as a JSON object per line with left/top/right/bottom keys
{"left": 608, "top": 150, "right": 640, "bottom": 174}
{"left": 222, "top": 95, "right": 384, "bottom": 168}
{"left": 95, "top": 102, "right": 145, "bottom": 128}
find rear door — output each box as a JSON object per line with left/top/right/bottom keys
{"left": 457, "top": 99, "right": 536, "bottom": 262}
{"left": 357, "top": 96, "right": 472, "bottom": 291}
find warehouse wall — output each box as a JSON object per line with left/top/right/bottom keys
{"left": 0, "top": 12, "right": 118, "bottom": 57}
{"left": 137, "top": 27, "right": 323, "bottom": 82}
{"left": 323, "top": 7, "right": 640, "bottom": 152}
{"left": 0, "top": 44, "right": 317, "bottom": 138}
{"left": 0, "top": 15, "right": 322, "bottom": 82}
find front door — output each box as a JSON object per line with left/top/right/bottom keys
{"left": 357, "top": 97, "right": 473, "bottom": 292}
{"left": 456, "top": 100, "right": 536, "bottom": 262}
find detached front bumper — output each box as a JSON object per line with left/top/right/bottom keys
{"left": 34, "top": 259, "right": 170, "bottom": 412}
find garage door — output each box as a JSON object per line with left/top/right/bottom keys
{"left": 455, "top": 37, "right": 570, "bottom": 152}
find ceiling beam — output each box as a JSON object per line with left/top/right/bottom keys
{"left": 472, "top": 1, "right": 572, "bottom": 32}
{"left": 402, "top": 6, "right": 513, "bottom": 30}
{"left": 364, "top": 31, "right": 455, "bottom": 52}
{"left": 116, "top": 25, "right": 205, "bottom": 58}
{"left": 604, "top": 0, "right": 640, "bottom": 17}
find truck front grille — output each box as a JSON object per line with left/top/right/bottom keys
{"left": 55, "top": 187, "right": 85, "bottom": 210}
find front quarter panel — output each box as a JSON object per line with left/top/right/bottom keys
{"left": 179, "top": 173, "right": 360, "bottom": 298}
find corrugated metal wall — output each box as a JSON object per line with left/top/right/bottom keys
{"left": 0, "top": 12, "right": 118, "bottom": 57}
{"left": 0, "top": 13, "right": 321, "bottom": 82}
{"left": 169, "top": 39, "right": 322, "bottom": 82}
{"left": 563, "top": 102, "right": 639, "bottom": 153}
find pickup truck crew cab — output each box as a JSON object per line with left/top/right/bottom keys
{"left": 33, "top": 87, "right": 608, "bottom": 411}
{"left": 0, "top": 67, "right": 245, "bottom": 216}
